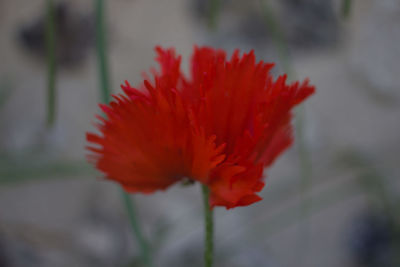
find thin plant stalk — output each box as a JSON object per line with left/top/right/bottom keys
{"left": 202, "top": 185, "right": 214, "bottom": 267}
{"left": 95, "top": 0, "right": 110, "bottom": 104}
{"left": 208, "top": 0, "right": 221, "bottom": 30}
{"left": 342, "top": 0, "right": 352, "bottom": 18}
{"left": 46, "top": 0, "right": 57, "bottom": 128}
{"left": 121, "top": 192, "right": 152, "bottom": 266}
{"left": 259, "top": 0, "right": 312, "bottom": 213}
{"left": 94, "top": 0, "right": 151, "bottom": 266}
{"left": 259, "top": 0, "right": 292, "bottom": 76}
{"left": 295, "top": 105, "right": 313, "bottom": 257}
{"left": 260, "top": 0, "right": 312, "bottom": 261}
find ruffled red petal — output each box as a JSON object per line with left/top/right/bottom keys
{"left": 87, "top": 48, "right": 225, "bottom": 192}
{"left": 185, "top": 47, "right": 314, "bottom": 208}
{"left": 86, "top": 46, "right": 315, "bottom": 209}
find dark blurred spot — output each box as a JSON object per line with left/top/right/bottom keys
{"left": 348, "top": 212, "right": 397, "bottom": 267}
{"left": 239, "top": 14, "right": 270, "bottom": 43}
{"left": 18, "top": 2, "right": 95, "bottom": 68}
{"left": 192, "top": 0, "right": 223, "bottom": 19}
{"left": 282, "top": 0, "right": 338, "bottom": 48}
{"left": 0, "top": 237, "right": 10, "bottom": 267}
{"left": 181, "top": 177, "right": 195, "bottom": 186}
{"left": 191, "top": 0, "right": 338, "bottom": 49}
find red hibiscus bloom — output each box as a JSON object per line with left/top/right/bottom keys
{"left": 86, "top": 46, "right": 314, "bottom": 209}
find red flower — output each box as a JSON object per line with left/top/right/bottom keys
{"left": 86, "top": 46, "right": 315, "bottom": 209}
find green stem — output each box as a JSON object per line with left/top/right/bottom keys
{"left": 208, "top": 0, "right": 221, "bottom": 30}
{"left": 295, "top": 106, "right": 312, "bottom": 260}
{"left": 121, "top": 190, "right": 151, "bottom": 266}
{"left": 260, "top": 0, "right": 313, "bottom": 261}
{"left": 295, "top": 106, "right": 313, "bottom": 216}
{"left": 202, "top": 185, "right": 214, "bottom": 267}
{"left": 259, "top": 0, "right": 292, "bottom": 76}
{"left": 341, "top": 0, "right": 352, "bottom": 18}
{"left": 46, "top": 0, "right": 57, "bottom": 128}
{"left": 94, "top": 0, "right": 151, "bottom": 266}
{"left": 260, "top": 0, "right": 313, "bottom": 214}
{"left": 95, "top": 0, "right": 110, "bottom": 104}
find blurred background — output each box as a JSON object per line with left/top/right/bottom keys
{"left": 0, "top": 0, "right": 400, "bottom": 266}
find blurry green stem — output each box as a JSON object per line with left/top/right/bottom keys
{"left": 208, "top": 0, "right": 221, "bottom": 30}
{"left": 94, "top": 0, "right": 151, "bottom": 266}
{"left": 121, "top": 191, "right": 151, "bottom": 266}
{"left": 341, "top": 0, "right": 352, "bottom": 18}
{"left": 260, "top": 0, "right": 313, "bottom": 261}
{"left": 202, "top": 185, "right": 214, "bottom": 267}
{"left": 46, "top": 0, "right": 57, "bottom": 128}
{"left": 260, "top": 0, "right": 312, "bottom": 211}
{"left": 259, "top": 0, "right": 313, "bottom": 201}
{"left": 295, "top": 106, "right": 313, "bottom": 248}
{"left": 95, "top": 0, "right": 110, "bottom": 104}
{"left": 259, "top": 0, "right": 292, "bottom": 76}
